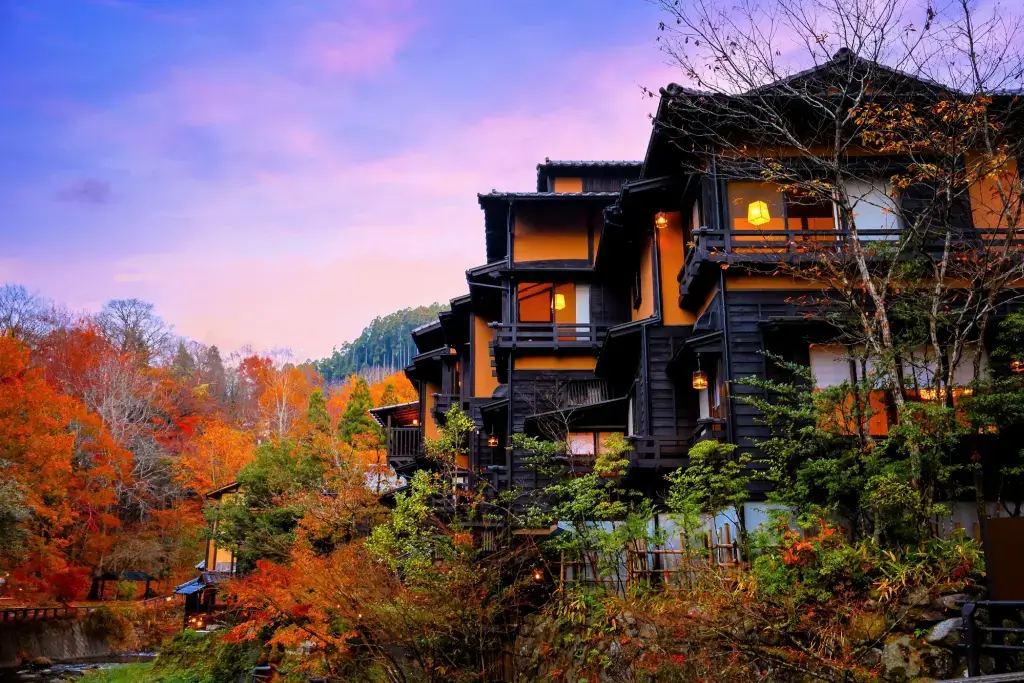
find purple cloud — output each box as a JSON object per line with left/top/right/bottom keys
{"left": 55, "top": 178, "right": 112, "bottom": 205}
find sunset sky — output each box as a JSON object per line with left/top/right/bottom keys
{"left": 1, "top": 0, "right": 675, "bottom": 359}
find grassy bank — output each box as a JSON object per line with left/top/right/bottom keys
{"left": 79, "top": 663, "right": 154, "bottom": 682}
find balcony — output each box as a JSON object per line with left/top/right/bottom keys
{"left": 693, "top": 417, "right": 727, "bottom": 443}
{"left": 630, "top": 436, "right": 690, "bottom": 469}
{"left": 431, "top": 392, "right": 456, "bottom": 421}
{"left": 385, "top": 426, "right": 423, "bottom": 470}
{"left": 490, "top": 323, "right": 607, "bottom": 350}
{"left": 680, "top": 226, "right": 1024, "bottom": 299}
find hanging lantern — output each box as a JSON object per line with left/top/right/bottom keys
{"left": 747, "top": 200, "right": 771, "bottom": 226}
{"left": 553, "top": 293, "right": 566, "bottom": 310}
{"left": 654, "top": 212, "right": 669, "bottom": 229}
{"left": 411, "top": 418, "right": 419, "bottom": 426}
{"left": 532, "top": 569, "right": 544, "bottom": 582}
{"left": 1012, "top": 360, "right": 1024, "bottom": 373}
{"left": 487, "top": 435, "right": 499, "bottom": 448}
{"left": 692, "top": 370, "right": 708, "bottom": 390}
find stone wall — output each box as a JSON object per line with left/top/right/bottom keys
{"left": 0, "top": 619, "right": 112, "bottom": 668}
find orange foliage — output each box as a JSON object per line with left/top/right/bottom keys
{"left": 176, "top": 419, "right": 256, "bottom": 494}
{"left": 0, "top": 336, "right": 131, "bottom": 598}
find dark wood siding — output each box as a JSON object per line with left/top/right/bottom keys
{"left": 646, "top": 326, "right": 697, "bottom": 437}
{"left": 509, "top": 369, "right": 598, "bottom": 491}
{"left": 591, "top": 278, "right": 631, "bottom": 327}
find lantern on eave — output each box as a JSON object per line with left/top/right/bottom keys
{"left": 487, "top": 435, "right": 499, "bottom": 448}
{"left": 747, "top": 200, "right": 771, "bottom": 226}
{"left": 1012, "top": 360, "right": 1024, "bottom": 373}
{"left": 692, "top": 370, "right": 708, "bottom": 390}
{"left": 654, "top": 212, "right": 670, "bottom": 229}
{"left": 553, "top": 293, "right": 566, "bottom": 311}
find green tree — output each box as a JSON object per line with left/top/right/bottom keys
{"left": 338, "top": 377, "right": 380, "bottom": 447}
{"left": 378, "top": 382, "right": 399, "bottom": 408}
{"left": 666, "top": 440, "right": 753, "bottom": 556}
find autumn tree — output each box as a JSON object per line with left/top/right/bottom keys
{"left": 0, "top": 336, "right": 131, "bottom": 598}
{"left": 177, "top": 420, "right": 256, "bottom": 494}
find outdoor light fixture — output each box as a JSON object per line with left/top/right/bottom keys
{"left": 532, "top": 569, "right": 544, "bottom": 581}
{"left": 1012, "top": 360, "right": 1024, "bottom": 373}
{"left": 487, "top": 435, "right": 499, "bottom": 448}
{"left": 554, "top": 293, "right": 566, "bottom": 310}
{"left": 654, "top": 212, "right": 669, "bottom": 229}
{"left": 693, "top": 354, "right": 708, "bottom": 390}
{"left": 412, "top": 418, "right": 419, "bottom": 426}
{"left": 747, "top": 200, "right": 771, "bottom": 226}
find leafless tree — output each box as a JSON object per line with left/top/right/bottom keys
{"left": 96, "top": 298, "right": 174, "bottom": 364}
{"left": 0, "top": 284, "right": 51, "bottom": 342}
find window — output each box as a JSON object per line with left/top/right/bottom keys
{"left": 582, "top": 177, "right": 626, "bottom": 192}
{"left": 517, "top": 283, "right": 575, "bottom": 323}
{"left": 809, "top": 344, "right": 854, "bottom": 388}
{"left": 690, "top": 197, "right": 702, "bottom": 232}
{"left": 785, "top": 190, "right": 837, "bottom": 237}
{"left": 844, "top": 179, "right": 899, "bottom": 240}
{"left": 728, "top": 182, "right": 785, "bottom": 232}
{"left": 567, "top": 432, "right": 596, "bottom": 456}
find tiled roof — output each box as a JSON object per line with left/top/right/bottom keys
{"left": 478, "top": 191, "right": 620, "bottom": 201}
{"left": 411, "top": 320, "right": 441, "bottom": 335}
{"left": 536, "top": 160, "right": 642, "bottom": 169}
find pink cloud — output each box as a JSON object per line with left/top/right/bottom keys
{"left": 304, "top": 18, "right": 416, "bottom": 77}
{"left": 28, "top": 42, "right": 679, "bottom": 357}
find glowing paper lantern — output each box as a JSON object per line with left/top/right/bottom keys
{"left": 747, "top": 200, "right": 771, "bottom": 226}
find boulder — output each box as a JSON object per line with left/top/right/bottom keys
{"left": 905, "top": 586, "right": 931, "bottom": 607}
{"left": 861, "top": 647, "right": 883, "bottom": 670}
{"left": 932, "top": 593, "right": 970, "bottom": 614}
{"left": 880, "top": 633, "right": 955, "bottom": 682}
{"left": 924, "top": 617, "right": 962, "bottom": 648}
{"left": 849, "top": 611, "right": 889, "bottom": 643}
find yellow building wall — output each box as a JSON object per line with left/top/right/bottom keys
{"left": 968, "top": 153, "right": 1019, "bottom": 229}
{"left": 726, "top": 274, "right": 827, "bottom": 291}
{"left": 473, "top": 315, "right": 500, "bottom": 398}
{"left": 632, "top": 233, "right": 656, "bottom": 321}
{"left": 553, "top": 177, "right": 583, "bottom": 193}
{"left": 514, "top": 205, "right": 590, "bottom": 262}
{"left": 514, "top": 356, "right": 597, "bottom": 371}
{"left": 658, "top": 212, "right": 696, "bottom": 325}
{"left": 425, "top": 381, "right": 441, "bottom": 439}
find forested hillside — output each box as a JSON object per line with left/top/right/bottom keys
{"left": 312, "top": 303, "right": 447, "bottom": 385}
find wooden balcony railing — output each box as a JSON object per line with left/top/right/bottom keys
{"left": 694, "top": 417, "right": 728, "bottom": 443}
{"left": 490, "top": 323, "right": 608, "bottom": 349}
{"left": 386, "top": 427, "right": 423, "bottom": 463}
{"left": 432, "top": 392, "right": 455, "bottom": 417}
{"left": 681, "top": 225, "right": 1024, "bottom": 295}
{"left": 630, "top": 436, "right": 690, "bottom": 468}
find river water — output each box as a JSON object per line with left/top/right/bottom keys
{"left": 0, "top": 654, "right": 157, "bottom": 682}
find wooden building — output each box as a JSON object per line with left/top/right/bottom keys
{"left": 376, "top": 52, "right": 1023, "bottom": 506}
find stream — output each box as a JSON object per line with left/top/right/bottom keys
{"left": 0, "top": 654, "right": 157, "bottom": 682}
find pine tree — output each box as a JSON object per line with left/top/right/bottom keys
{"left": 202, "top": 345, "right": 228, "bottom": 402}
{"left": 171, "top": 342, "right": 196, "bottom": 380}
{"left": 338, "top": 377, "right": 380, "bottom": 447}
{"left": 307, "top": 389, "right": 331, "bottom": 435}
{"left": 378, "top": 382, "right": 399, "bottom": 408}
